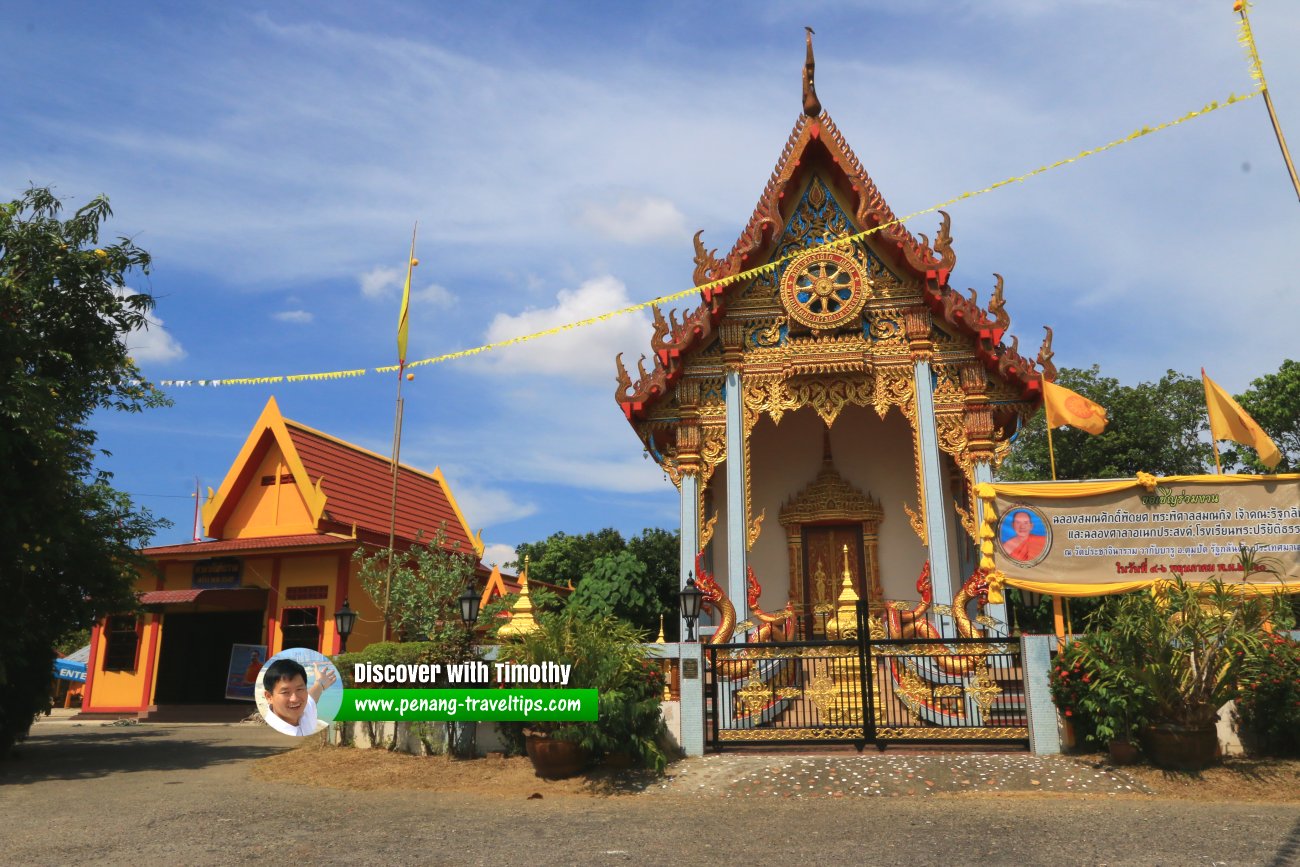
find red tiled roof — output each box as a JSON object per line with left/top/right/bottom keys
{"left": 138, "top": 588, "right": 268, "bottom": 605}
{"left": 285, "top": 422, "right": 473, "bottom": 550}
{"left": 143, "top": 534, "right": 352, "bottom": 558}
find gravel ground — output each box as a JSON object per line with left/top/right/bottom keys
{"left": 3, "top": 721, "right": 1298, "bottom": 866}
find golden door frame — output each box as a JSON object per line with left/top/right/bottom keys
{"left": 778, "top": 451, "right": 884, "bottom": 635}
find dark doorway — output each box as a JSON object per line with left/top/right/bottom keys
{"left": 154, "top": 611, "right": 264, "bottom": 704}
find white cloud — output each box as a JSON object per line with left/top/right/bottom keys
{"left": 272, "top": 309, "right": 313, "bottom": 323}
{"left": 360, "top": 266, "right": 401, "bottom": 298}
{"left": 114, "top": 289, "right": 186, "bottom": 364}
{"left": 451, "top": 484, "right": 539, "bottom": 527}
{"left": 480, "top": 542, "right": 517, "bottom": 568}
{"left": 577, "top": 194, "right": 688, "bottom": 244}
{"left": 414, "top": 282, "right": 455, "bottom": 307}
{"left": 475, "top": 275, "right": 653, "bottom": 382}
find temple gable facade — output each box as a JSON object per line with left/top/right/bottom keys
{"left": 616, "top": 38, "right": 1054, "bottom": 640}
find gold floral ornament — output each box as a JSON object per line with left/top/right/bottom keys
{"left": 1136, "top": 472, "right": 1159, "bottom": 492}
{"left": 780, "top": 248, "right": 871, "bottom": 332}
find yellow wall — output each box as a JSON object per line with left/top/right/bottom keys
{"left": 222, "top": 445, "right": 316, "bottom": 538}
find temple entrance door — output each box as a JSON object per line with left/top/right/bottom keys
{"left": 800, "top": 524, "right": 865, "bottom": 638}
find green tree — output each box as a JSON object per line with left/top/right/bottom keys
{"left": 626, "top": 527, "right": 680, "bottom": 640}
{"left": 1224, "top": 359, "right": 1300, "bottom": 473}
{"left": 1, "top": 187, "right": 168, "bottom": 756}
{"left": 569, "top": 550, "right": 658, "bottom": 636}
{"left": 353, "top": 526, "right": 478, "bottom": 653}
{"left": 999, "top": 366, "right": 1212, "bottom": 482}
{"left": 512, "top": 528, "right": 625, "bottom": 588}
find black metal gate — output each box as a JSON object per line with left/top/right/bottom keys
{"left": 704, "top": 601, "right": 1029, "bottom": 749}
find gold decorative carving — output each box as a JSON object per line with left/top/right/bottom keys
{"left": 871, "top": 365, "right": 914, "bottom": 420}
{"left": 781, "top": 333, "right": 868, "bottom": 377}
{"left": 778, "top": 459, "right": 883, "bottom": 527}
{"left": 699, "top": 511, "right": 719, "bottom": 551}
{"left": 717, "top": 727, "right": 864, "bottom": 742}
{"left": 746, "top": 508, "right": 766, "bottom": 551}
{"left": 954, "top": 499, "right": 977, "bottom": 543}
{"left": 1037, "top": 325, "right": 1057, "bottom": 383}
{"left": 780, "top": 247, "right": 872, "bottom": 332}
{"left": 874, "top": 727, "right": 1029, "bottom": 741}
{"left": 903, "top": 501, "right": 927, "bottom": 545}
{"left": 903, "top": 306, "right": 933, "bottom": 361}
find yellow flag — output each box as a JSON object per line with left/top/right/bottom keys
{"left": 1042, "top": 380, "right": 1108, "bottom": 434}
{"left": 396, "top": 224, "right": 418, "bottom": 366}
{"left": 1202, "top": 369, "right": 1280, "bottom": 469}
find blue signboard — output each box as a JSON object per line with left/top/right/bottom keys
{"left": 52, "top": 659, "right": 87, "bottom": 682}
{"left": 193, "top": 557, "right": 243, "bottom": 590}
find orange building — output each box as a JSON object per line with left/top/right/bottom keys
{"left": 80, "top": 396, "right": 485, "bottom": 718}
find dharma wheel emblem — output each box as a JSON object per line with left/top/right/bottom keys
{"left": 780, "top": 247, "right": 870, "bottom": 331}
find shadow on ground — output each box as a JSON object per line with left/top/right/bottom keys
{"left": 1, "top": 726, "right": 291, "bottom": 783}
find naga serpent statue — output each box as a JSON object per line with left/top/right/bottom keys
{"left": 695, "top": 553, "right": 794, "bottom": 680}
{"left": 885, "top": 562, "right": 991, "bottom": 676}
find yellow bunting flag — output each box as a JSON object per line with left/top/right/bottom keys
{"left": 1042, "top": 380, "right": 1108, "bottom": 434}
{"left": 1202, "top": 369, "right": 1280, "bottom": 469}
{"left": 397, "top": 225, "right": 418, "bottom": 367}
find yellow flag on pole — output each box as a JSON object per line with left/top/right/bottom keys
{"left": 1042, "top": 380, "right": 1108, "bottom": 434}
{"left": 396, "top": 224, "right": 418, "bottom": 367}
{"left": 1202, "top": 369, "right": 1281, "bottom": 469}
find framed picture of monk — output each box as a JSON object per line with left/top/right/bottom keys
{"left": 996, "top": 505, "right": 1052, "bottom": 568}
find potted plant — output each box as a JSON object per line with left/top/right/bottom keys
{"left": 1104, "top": 575, "right": 1286, "bottom": 770}
{"left": 496, "top": 607, "right": 667, "bottom": 779}
{"left": 1067, "top": 632, "right": 1152, "bottom": 764}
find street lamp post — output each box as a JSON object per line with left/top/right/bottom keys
{"left": 679, "top": 573, "right": 704, "bottom": 643}
{"left": 451, "top": 581, "right": 481, "bottom": 759}
{"left": 335, "top": 598, "right": 358, "bottom": 653}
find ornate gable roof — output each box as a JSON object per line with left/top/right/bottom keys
{"left": 615, "top": 41, "right": 1051, "bottom": 426}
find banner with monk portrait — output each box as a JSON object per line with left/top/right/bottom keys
{"left": 975, "top": 474, "right": 1300, "bottom": 596}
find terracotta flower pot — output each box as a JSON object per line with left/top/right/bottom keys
{"left": 525, "top": 733, "right": 589, "bottom": 779}
{"left": 1142, "top": 722, "right": 1218, "bottom": 771}
{"left": 1107, "top": 737, "right": 1141, "bottom": 765}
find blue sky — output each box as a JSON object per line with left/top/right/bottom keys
{"left": 5, "top": 1, "right": 1299, "bottom": 561}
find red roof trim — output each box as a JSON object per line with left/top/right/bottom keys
{"left": 142, "top": 534, "right": 352, "bottom": 558}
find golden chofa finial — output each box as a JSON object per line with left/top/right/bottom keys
{"left": 803, "top": 26, "right": 821, "bottom": 118}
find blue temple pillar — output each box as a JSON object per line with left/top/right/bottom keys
{"left": 913, "top": 358, "right": 959, "bottom": 636}
{"left": 724, "top": 368, "right": 749, "bottom": 627}
{"left": 679, "top": 470, "right": 700, "bottom": 640}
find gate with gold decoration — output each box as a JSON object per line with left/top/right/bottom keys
{"left": 704, "top": 602, "right": 1029, "bottom": 749}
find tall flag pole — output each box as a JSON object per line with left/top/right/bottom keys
{"left": 1236, "top": 1, "right": 1300, "bottom": 203}
{"left": 384, "top": 222, "right": 419, "bottom": 637}
{"left": 1202, "top": 367, "right": 1281, "bottom": 473}
{"left": 1042, "top": 374, "right": 1058, "bottom": 481}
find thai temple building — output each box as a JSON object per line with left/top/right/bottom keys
{"left": 79, "top": 396, "right": 486, "bottom": 718}
{"left": 616, "top": 34, "right": 1053, "bottom": 644}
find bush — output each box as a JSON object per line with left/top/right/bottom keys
{"left": 496, "top": 607, "right": 667, "bottom": 772}
{"left": 1050, "top": 633, "right": 1152, "bottom": 747}
{"left": 1234, "top": 633, "right": 1300, "bottom": 757}
{"left": 1049, "top": 641, "right": 1100, "bottom": 746}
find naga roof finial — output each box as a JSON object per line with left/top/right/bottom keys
{"left": 803, "top": 27, "right": 821, "bottom": 118}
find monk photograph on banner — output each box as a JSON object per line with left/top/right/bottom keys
{"left": 998, "top": 506, "right": 1052, "bottom": 567}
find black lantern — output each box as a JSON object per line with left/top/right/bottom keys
{"left": 459, "top": 583, "right": 481, "bottom": 629}
{"left": 679, "top": 573, "right": 705, "bottom": 642}
{"left": 335, "top": 598, "right": 358, "bottom": 653}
